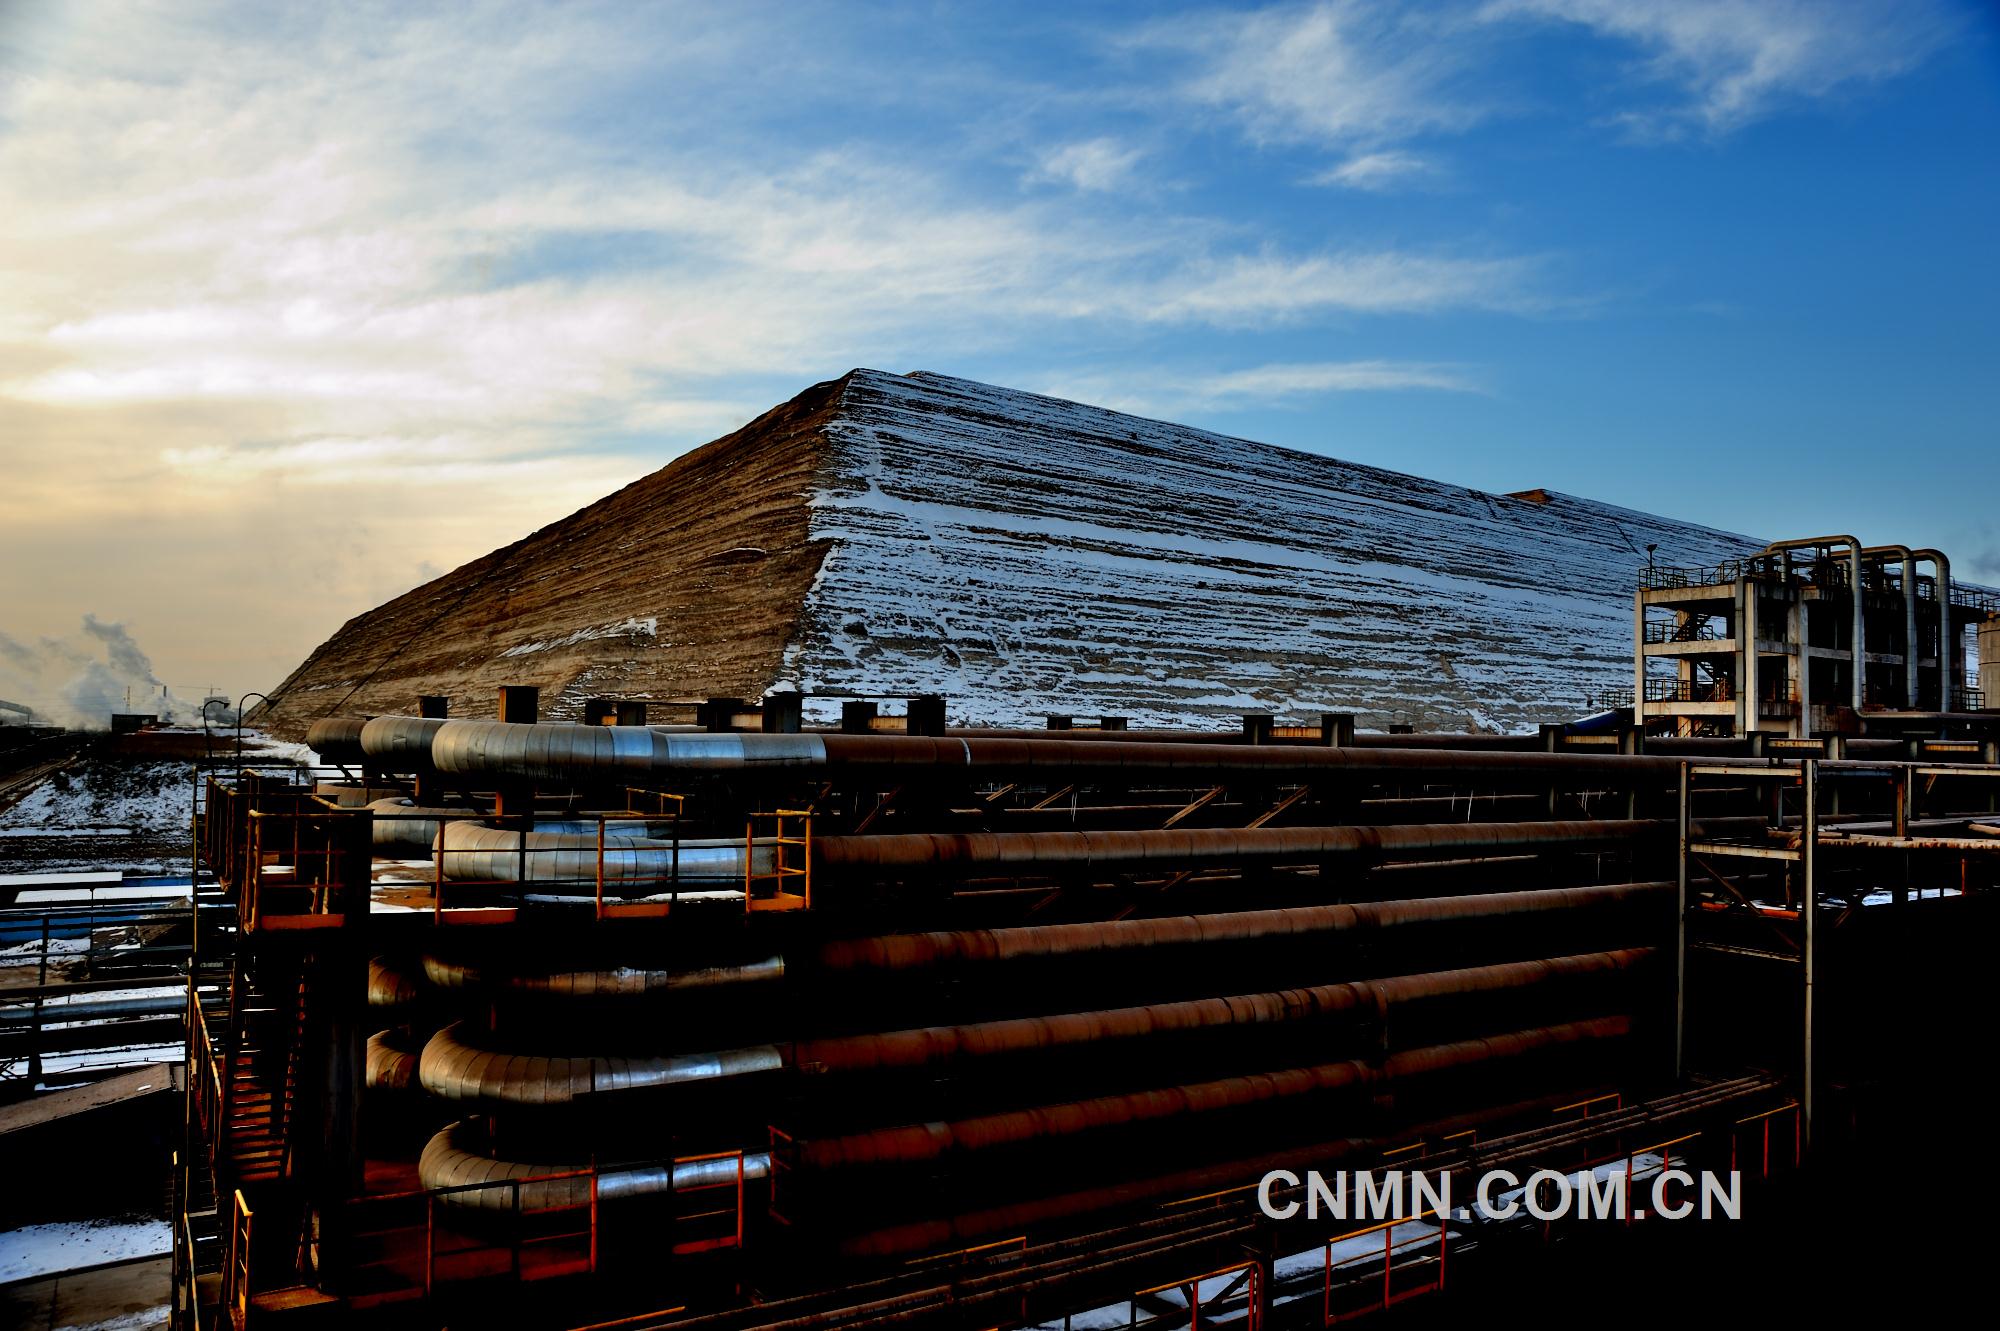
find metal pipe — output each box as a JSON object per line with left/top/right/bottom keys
{"left": 413, "top": 950, "right": 1652, "bottom": 1106}
{"left": 304, "top": 717, "right": 367, "bottom": 763}
{"left": 795, "top": 1017, "right": 1631, "bottom": 1173}
{"left": 415, "top": 881, "right": 1670, "bottom": 1001}
{"left": 813, "top": 881, "right": 1672, "bottom": 974}
{"left": 1915, "top": 549, "right": 1954, "bottom": 709}
{"left": 435, "top": 819, "right": 774, "bottom": 884}
{"left": 366, "top": 1030, "right": 418, "bottom": 1092}
{"left": 1758, "top": 536, "right": 1864, "bottom": 713}
{"left": 421, "top": 951, "right": 785, "bottom": 997}
{"left": 368, "top": 955, "right": 419, "bottom": 1010}
{"left": 1863, "top": 545, "right": 1920, "bottom": 709}
{"left": 812, "top": 819, "right": 1679, "bottom": 880}
{"left": 422, "top": 720, "right": 1697, "bottom": 785}
{"left": 416, "top": 1120, "right": 769, "bottom": 1211}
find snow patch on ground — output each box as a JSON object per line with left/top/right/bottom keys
{"left": 0, "top": 1216, "right": 170, "bottom": 1284}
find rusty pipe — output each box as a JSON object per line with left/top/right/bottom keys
{"left": 794, "top": 1016, "right": 1631, "bottom": 1172}
{"left": 413, "top": 950, "right": 1652, "bottom": 1106}
{"left": 816, "top": 881, "right": 1672, "bottom": 974}
{"left": 812, "top": 818, "right": 1679, "bottom": 880}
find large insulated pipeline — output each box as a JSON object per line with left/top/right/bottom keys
{"left": 436, "top": 819, "right": 776, "bottom": 884}
{"left": 420, "top": 720, "right": 1693, "bottom": 785}
{"left": 366, "top": 1031, "right": 419, "bottom": 1092}
{"left": 416, "top": 949, "right": 1653, "bottom": 1106}
{"left": 432, "top": 816, "right": 1692, "bottom": 885}
{"left": 417, "top": 1120, "right": 770, "bottom": 1212}
{"left": 416, "top": 1017, "right": 1621, "bottom": 1212}
{"left": 368, "top": 798, "right": 476, "bottom": 856}
{"left": 305, "top": 717, "right": 368, "bottom": 764}
{"left": 419, "top": 881, "right": 1671, "bottom": 998}
{"left": 793, "top": 1016, "right": 1631, "bottom": 1173}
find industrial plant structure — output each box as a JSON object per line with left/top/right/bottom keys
{"left": 1634, "top": 537, "right": 1995, "bottom": 738}
{"left": 171, "top": 664, "right": 2000, "bottom": 1329}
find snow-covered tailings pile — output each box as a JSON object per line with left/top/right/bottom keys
{"left": 784, "top": 371, "right": 1759, "bottom": 732}
{"left": 254, "top": 368, "right": 1762, "bottom": 735}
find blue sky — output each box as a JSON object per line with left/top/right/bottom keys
{"left": 0, "top": 0, "right": 1995, "bottom": 699}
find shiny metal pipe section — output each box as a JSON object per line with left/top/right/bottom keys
{"left": 367, "top": 798, "right": 468, "bottom": 856}
{"left": 436, "top": 820, "right": 777, "bottom": 883}
{"left": 418, "top": 1120, "right": 770, "bottom": 1211}
{"left": 419, "top": 1022, "right": 785, "bottom": 1105}
{"left": 422, "top": 720, "right": 1697, "bottom": 783}
{"left": 415, "top": 950, "right": 1650, "bottom": 1106}
{"left": 421, "top": 952, "right": 786, "bottom": 998}
{"left": 359, "top": 715, "right": 449, "bottom": 767}
{"left": 436, "top": 816, "right": 1691, "bottom": 886}
{"left": 368, "top": 956, "right": 419, "bottom": 1010}
{"left": 796, "top": 1016, "right": 1631, "bottom": 1172}
{"left": 814, "top": 818, "right": 1673, "bottom": 880}
{"left": 430, "top": 721, "right": 827, "bottom": 782}
{"left": 304, "top": 717, "right": 367, "bottom": 763}
{"left": 366, "top": 1030, "right": 419, "bottom": 1092}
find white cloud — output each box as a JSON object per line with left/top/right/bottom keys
{"left": 1137, "top": 1, "right": 1482, "bottom": 148}
{"left": 1037, "top": 358, "right": 1482, "bottom": 419}
{"left": 1309, "top": 150, "right": 1439, "bottom": 190}
{"left": 1028, "top": 137, "right": 1148, "bottom": 192}
{"left": 1194, "top": 359, "right": 1481, "bottom": 398}
{"left": 0, "top": 2, "right": 1555, "bottom": 694}
{"left": 1132, "top": 251, "right": 1544, "bottom": 326}
{"left": 1480, "top": 0, "right": 1958, "bottom": 133}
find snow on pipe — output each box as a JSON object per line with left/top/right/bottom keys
{"left": 793, "top": 1016, "right": 1633, "bottom": 1173}
{"left": 415, "top": 949, "right": 1654, "bottom": 1107}
{"left": 417, "top": 1119, "right": 770, "bottom": 1212}
{"left": 416, "top": 719, "right": 1702, "bottom": 784}
{"left": 418, "top": 881, "right": 1671, "bottom": 999}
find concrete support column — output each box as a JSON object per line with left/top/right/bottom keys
{"left": 1791, "top": 599, "right": 1812, "bottom": 739}
{"left": 1242, "top": 714, "right": 1273, "bottom": 745}
{"left": 613, "top": 700, "right": 648, "bottom": 727}
{"left": 840, "top": 700, "right": 877, "bottom": 734}
{"left": 1045, "top": 715, "right": 1073, "bottom": 731}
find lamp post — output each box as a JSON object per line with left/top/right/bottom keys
{"left": 234, "top": 693, "right": 271, "bottom": 763}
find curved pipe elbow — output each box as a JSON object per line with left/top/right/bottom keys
{"left": 418, "top": 1121, "right": 768, "bottom": 1210}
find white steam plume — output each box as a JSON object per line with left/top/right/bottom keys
{"left": 0, "top": 615, "right": 204, "bottom": 730}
